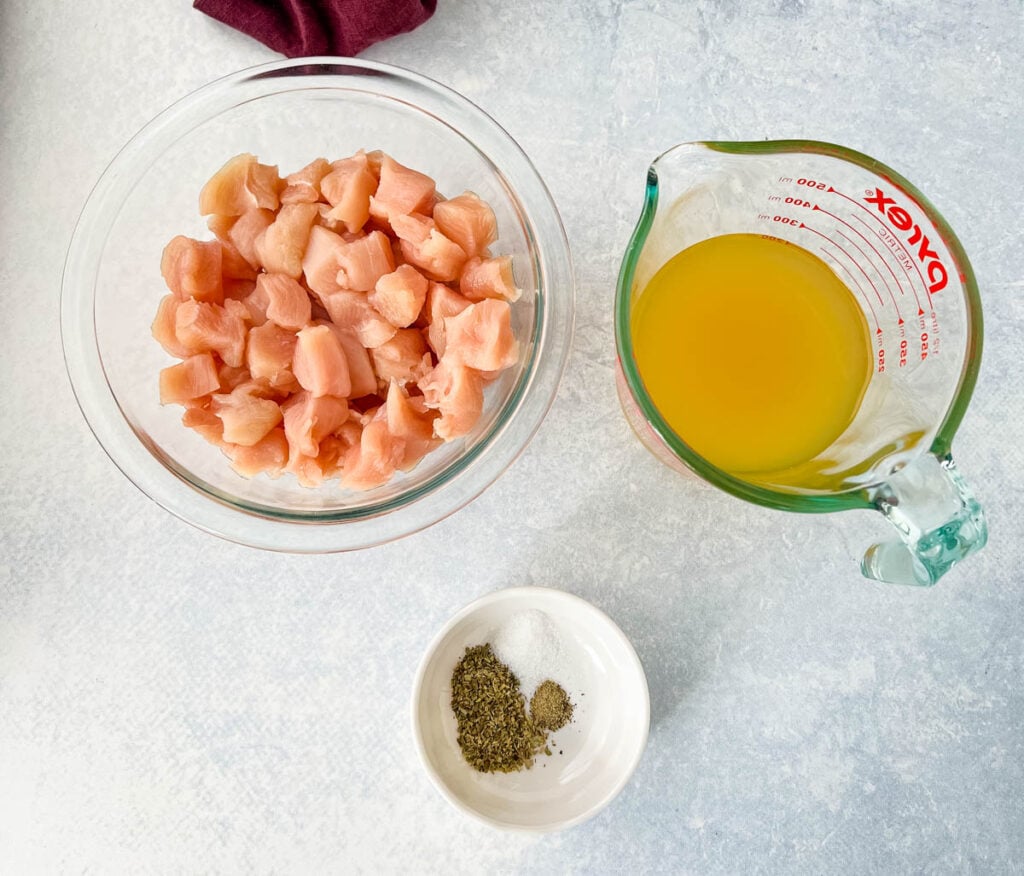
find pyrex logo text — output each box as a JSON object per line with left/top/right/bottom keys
{"left": 864, "top": 189, "right": 948, "bottom": 294}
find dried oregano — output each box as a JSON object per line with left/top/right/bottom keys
{"left": 450, "top": 643, "right": 574, "bottom": 773}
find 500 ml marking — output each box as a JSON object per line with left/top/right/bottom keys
{"left": 777, "top": 176, "right": 829, "bottom": 190}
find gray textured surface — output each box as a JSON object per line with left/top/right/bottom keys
{"left": 2, "top": 0, "right": 1023, "bottom": 871}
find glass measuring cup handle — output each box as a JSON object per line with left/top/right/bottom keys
{"left": 861, "top": 454, "right": 988, "bottom": 586}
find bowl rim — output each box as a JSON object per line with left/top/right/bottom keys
{"left": 60, "top": 57, "right": 575, "bottom": 552}
{"left": 409, "top": 585, "right": 651, "bottom": 832}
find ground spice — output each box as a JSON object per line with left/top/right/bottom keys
{"left": 450, "top": 643, "right": 547, "bottom": 773}
{"left": 529, "top": 679, "right": 574, "bottom": 731}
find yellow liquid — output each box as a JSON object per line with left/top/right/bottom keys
{"left": 631, "top": 234, "right": 872, "bottom": 476}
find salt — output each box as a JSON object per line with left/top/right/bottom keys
{"left": 490, "top": 609, "right": 578, "bottom": 700}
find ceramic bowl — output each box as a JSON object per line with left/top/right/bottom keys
{"left": 411, "top": 586, "right": 650, "bottom": 832}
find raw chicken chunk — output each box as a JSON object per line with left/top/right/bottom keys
{"left": 228, "top": 208, "right": 276, "bottom": 269}
{"left": 321, "top": 153, "right": 378, "bottom": 234}
{"left": 385, "top": 381, "right": 441, "bottom": 470}
{"left": 292, "top": 325, "right": 351, "bottom": 398}
{"left": 459, "top": 255, "right": 520, "bottom": 302}
{"left": 212, "top": 384, "right": 282, "bottom": 446}
{"left": 341, "top": 411, "right": 405, "bottom": 491}
{"left": 282, "top": 391, "right": 349, "bottom": 458}
{"left": 161, "top": 236, "right": 223, "bottom": 304}
{"left": 390, "top": 214, "right": 466, "bottom": 282}
{"left": 226, "top": 427, "right": 289, "bottom": 478}
{"left": 199, "top": 153, "right": 281, "bottom": 216}
{"left": 433, "top": 192, "right": 497, "bottom": 259}
{"left": 159, "top": 353, "right": 220, "bottom": 405}
{"left": 370, "top": 155, "right": 436, "bottom": 219}
{"left": 257, "top": 273, "right": 312, "bottom": 331}
{"left": 370, "top": 329, "right": 430, "bottom": 386}
{"left": 302, "top": 225, "right": 348, "bottom": 299}
{"left": 369, "top": 264, "right": 428, "bottom": 328}
{"left": 246, "top": 321, "right": 297, "bottom": 386}
{"left": 321, "top": 290, "right": 397, "bottom": 349}
{"left": 258, "top": 203, "right": 319, "bottom": 278}
{"left": 281, "top": 158, "right": 332, "bottom": 205}
{"left": 442, "top": 299, "right": 519, "bottom": 371}
{"left": 174, "top": 300, "right": 247, "bottom": 367}
{"left": 419, "top": 358, "right": 484, "bottom": 441}
{"left": 335, "top": 230, "right": 395, "bottom": 292}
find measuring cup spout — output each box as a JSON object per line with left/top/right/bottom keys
{"left": 861, "top": 454, "right": 987, "bottom": 586}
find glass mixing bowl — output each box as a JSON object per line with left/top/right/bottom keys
{"left": 61, "top": 58, "right": 575, "bottom": 552}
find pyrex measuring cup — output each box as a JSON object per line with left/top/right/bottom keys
{"left": 615, "top": 140, "right": 986, "bottom": 586}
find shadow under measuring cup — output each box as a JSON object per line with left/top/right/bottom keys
{"left": 614, "top": 140, "right": 987, "bottom": 586}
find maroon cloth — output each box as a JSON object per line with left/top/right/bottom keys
{"left": 194, "top": 0, "right": 437, "bottom": 58}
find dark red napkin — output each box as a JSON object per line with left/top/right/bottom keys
{"left": 194, "top": 0, "right": 437, "bottom": 58}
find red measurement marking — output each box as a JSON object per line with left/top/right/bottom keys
{"left": 850, "top": 212, "right": 926, "bottom": 316}
{"left": 814, "top": 204, "right": 904, "bottom": 318}
{"left": 815, "top": 238, "right": 881, "bottom": 333}
{"left": 828, "top": 186, "right": 931, "bottom": 311}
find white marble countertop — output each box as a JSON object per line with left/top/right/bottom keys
{"left": 2, "top": 0, "right": 1022, "bottom": 871}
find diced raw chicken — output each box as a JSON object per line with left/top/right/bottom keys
{"left": 223, "top": 278, "right": 257, "bottom": 301}
{"left": 424, "top": 281, "right": 473, "bottom": 357}
{"left": 161, "top": 236, "right": 223, "bottom": 304}
{"left": 442, "top": 299, "right": 519, "bottom": 371}
{"left": 390, "top": 214, "right": 466, "bottom": 282}
{"left": 207, "top": 213, "right": 236, "bottom": 241}
{"left": 363, "top": 150, "right": 385, "bottom": 180}
{"left": 159, "top": 353, "right": 220, "bottom": 405}
{"left": 226, "top": 426, "right": 289, "bottom": 477}
{"left": 156, "top": 149, "right": 518, "bottom": 490}
{"left": 289, "top": 450, "right": 331, "bottom": 488}
{"left": 335, "top": 231, "right": 395, "bottom": 292}
{"left": 370, "top": 329, "right": 431, "bottom": 386}
{"left": 281, "top": 157, "right": 331, "bottom": 204}
{"left": 321, "top": 154, "right": 378, "bottom": 234}
{"left": 257, "top": 202, "right": 319, "bottom": 278}
{"left": 385, "top": 381, "right": 440, "bottom": 470}
{"left": 211, "top": 385, "right": 282, "bottom": 446}
{"left": 368, "top": 264, "right": 428, "bottom": 327}
{"left": 152, "top": 295, "right": 191, "bottom": 358}
{"left": 314, "top": 203, "right": 348, "bottom": 235}
{"left": 302, "top": 225, "right": 348, "bottom": 299}
{"left": 315, "top": 434, "right": 350, "bottom": 478}
{"left": 459, "top": 255, "right": 520, "bottom": 302}
{"left": 182, "top": 405, "right": 225, "bottom": 445}
{"left": 175, "top": 300, "right": 248, "bottom": 367}
{"left": 199, "top": 153, "right": 282, "bottom": 216}
{"left": 282, "top": 391, "right": 349, "bottom": 458}
{"left": 242, "top": 280, "right": 270, "bottom": 326}
{"left": 228, "top": 208, "right": 276, "bottom": 269}
{"left": 321, "top": 290, "right": 397, "bottom": 348}
{"left": 323, "top": 323, "right": 377, "bottom": 398}
{"left": 223, "top": 298, "right": 252, "bottom": 326}
{"left": 341, "top": 411, "right": 406, "bottom": 491}
{"left": 216, "top": 363, "right": 252, "bottom": 393}
{"left": 219, "top": 239, "right": 258, "bottom": 281}
{"left": 433, "top": 192, "right": 497, "bottom": 259}
{"left": 292, "top": 325, "right": 351, "bottom": 398}
{"left": 257, "top": 273, "right": 312, "bottom": 331}
{"left": 419, "top": 358, "right": 484, "bottom": 440}
{"left": 247, "top": 321, "right": 297, "bottom": 386}
{"left": 369, "top": 155, "right": 436, "bottom": 219}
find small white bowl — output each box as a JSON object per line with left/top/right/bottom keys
{"left": 411, "top": 586, "right": 650, "bottom": 832}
